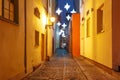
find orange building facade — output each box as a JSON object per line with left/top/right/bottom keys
{"left": 71, "top": 13, "right": 80, "bottom": 57}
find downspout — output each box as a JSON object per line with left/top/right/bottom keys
{"left": 24, "top": 0, "right": 27, "bottom": 73}
{"left": 46, "top": 0, "right": 49, "bottom": 61}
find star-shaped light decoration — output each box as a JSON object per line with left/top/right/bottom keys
{"left": 58, "top": 29, "right": 64, "bottom": 35}
{"left": 62, "top": 32, "right": 66, "bottom": 37}
{"left": 57, "top": 22, "right": 61, "bottom": 26}
{"left": 66, "top": 15, "right": 71, "bottom": 21}
{"left": 58, "top": 31, "right": 62, "bottom": 35}
{"left": 62, "top": 23, "right": 67, "bottom": 28}
{"left": 64, "top": 3, "right": 70, "bottom": 11}
{"left": 71, "top": 9, "right": 76, "bottom": 13}
{"left": 56, "top": 8, "right": 62, "bottom": 15}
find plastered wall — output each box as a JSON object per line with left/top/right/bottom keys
{"left": 25, "top": 0, "right": 48, "bottom": 73}
{"left": 0, "top": 0, "right": 50, "bottom": 79}
{"left": 0, "top": 0, "right": 25, "bottom": 79}
{"left": 80, "top": 0, "right": 112, "bottom": 68}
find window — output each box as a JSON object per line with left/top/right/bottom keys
{"left": 81, "top": 23, "right": 85, "bottom": 38}
{"left": 35, "top": 30, "right": 39, "bottom": 46}
{"left": 86, "top": 18, "right": 90, "bottom": 37}
{"left": 97, "top": 4, "right": 104, "bottom": 34}
{"left": 0, "top": 0, "right": 18, "bottom": 24}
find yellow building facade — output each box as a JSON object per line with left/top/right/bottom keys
{"left": 0, "top": 0, "right": 54, "bottom": 80}
{"left": 80, "top": 0, "right": 112, "bottom": 68}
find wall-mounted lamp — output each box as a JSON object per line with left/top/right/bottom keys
{"left": 50, "top": 17, "right": 55, "bottom": 23}
{"left": 46, "top": 17, "right": 55, "bottom": 27}
{"left": 46, "top": 16, "right": 56, "bottom": 29}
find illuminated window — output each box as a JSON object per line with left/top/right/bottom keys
{"left": 0, "top": 0, "right": 18, "bottom": 24}
{"left": 35, "top": 30, "right": 39, "bottom": 46}
{"left": 86, "top": 18, "right": 90, "bottom": 37}
{"left": 97, "top": 4, "right": 104, "bottom": 34}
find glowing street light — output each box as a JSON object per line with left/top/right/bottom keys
{"left": 50, "top": 17, "right": 55, "bottom": 23}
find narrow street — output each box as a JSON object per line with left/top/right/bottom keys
{"left": 1, "top": 0, "right": 120, "bottom": 80}
{"left": 23, "top": 53, "right": 117, "bottom": 80}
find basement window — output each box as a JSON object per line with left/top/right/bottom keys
{"left": 97, "top": 4, "right": 104, "bottom": 34}
{"left": 0, "top": 0, "right": 19, "bottom": 24}
{"left": 35, "top": 30, "right": 39, "bottom": 46}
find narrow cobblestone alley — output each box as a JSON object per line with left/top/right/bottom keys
{"left": 1, "top": 0, "right": 120, "bottom": 80}
{"left": 22, "top": 53, "right": 118, "bottom": 80}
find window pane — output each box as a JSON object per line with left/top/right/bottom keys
{"left": 14, "top": 0, "right": 19, "bottom": 23}
{"left": 10, "top": 2, "right": 14, "bottom": 12}
{"left": 4, "top": 9, "right": 9, "bottom": 19}
{"left": 87, "top": 18, "right": 90, "bottom": 37}
{"left": 97, "top": 4, "right": 104, "bottom": 33}
{"left": 0, "top": 0, "right": 2, "bottom": 16}
{"left": 35, "top": 30, "right": 39, "bottom": 46}
{"left": 4, "top": 0, "right": 9, "bottom": 19}
{"left": 10, "top": 2, "right": 14, "bottom": 21}
{"left": 10, "top": 12, "right": 14, "bottom": 21}
{"left": 4, "top": 0, "right": 9, "bottom": 9}
{"left": 81, "top": 24, "right": 85, "bottom": 38}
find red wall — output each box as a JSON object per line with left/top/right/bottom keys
{"left": 71, "top": 13, "right": 80, "bottom": 57}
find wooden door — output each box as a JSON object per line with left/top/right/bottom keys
{"left": 41, "top": 34, "right": 45, "bottom": 61}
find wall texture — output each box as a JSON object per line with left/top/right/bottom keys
{"left": 0, "top": 0, "right": 52, "bottom": 79}
{"left": 80, "top": 0, "right": 112, "bottom": 68}
{"left": 0, "top": 0, "right": 25, "bottom": 80}
{"left": 25, "top": 0, "right": 47, "bottom": 74}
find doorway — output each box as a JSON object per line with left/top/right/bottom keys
{"left": 41, "top": 34, "right": 45, "bottom": 61}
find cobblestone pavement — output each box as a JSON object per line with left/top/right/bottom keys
{"left": 75, "top": 57, "right": 118, "bottom": 80}
{"left": 22, "top": 54, "right": 118, "bottom": 80}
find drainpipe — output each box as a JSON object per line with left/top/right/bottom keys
{"left": 46, "top": 26, "right": 49, "bottom": 61}
{"left": 24, "top": 0, "right": 27, "bottom": 73}
{"left": 46, "top": 0, "right": 49, "bottom": 61}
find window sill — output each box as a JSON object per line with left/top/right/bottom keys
{"left": 0, "top": 16, "right": 19, "bottom": 26}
